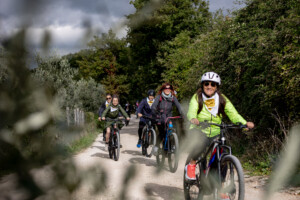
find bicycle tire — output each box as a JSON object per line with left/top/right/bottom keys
{"left": 156, "top": 140, "right": 165, "bottom": 167}
{"left": 108, "top": 146, "right": 113, "bottom": 159}
{"left": 113, "top": 131, "right": 120, "bottom": 161}
{"left": 219, "top": 155, "right": 245, "bottom": 200}
{"left": 145, "top": 129, "right": 156, "bottom": 157}
{"left": 141, "top": 126, "right": 147, "bottom": 156}
{"left": 183, "top": 155, "right": 204, "bottom": 200}
{"left": 108, "top": 134, "right": 113, "bottom": 159}
{"left": 168, "top": 132, "right": 179, "bottom": 173}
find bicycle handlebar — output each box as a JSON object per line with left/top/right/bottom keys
{"left": 165, "top": 116, "right": 182, "bottom": 124}
{"left": 104, "top": 117, "right": 128, "bottom": 122}
{"left": 141, "top": 115, "right": 156, "bottom": 120}
{"left": 194, "top": 121, "right": 247, "bottom": 129}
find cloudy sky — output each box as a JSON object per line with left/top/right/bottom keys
{"left": 0, "top": 0, "right": 244, "bottom": 55}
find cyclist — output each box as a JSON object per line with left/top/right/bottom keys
{"left": 102, "top": 94, "right": 130, "bottom": 148}
{"left": 124, "top": 101, "right": 132, "bottom": 126}
{"left": 98, "top": 93, "right": 112, "bottom": 141}
{"left": 136, "top": 89, "right": 156, "bottom": 148}
{"left": 185, "top": 72, "right": 254, "bottom": 198}
{"left": 125, "top": 101, "right": 132, "bottom": 117}
{"left": 135, "top": 100, "right": 140, "bottom": 119}
{"left": 151, "top": 83, "right": 184, "bottom": 155}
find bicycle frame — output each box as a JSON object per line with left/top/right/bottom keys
{"left": 141, "top": 115, "right": 155, "bottom": 138}
{"left": 106, "top": 118, "right": 125, "bottom": 142}
{"left": 197, "top": 122, "right": 247, "bottom": 187}
{"left": 163, "top": 116, "right": 181, "bottom": 152}
{"left": 107, "top": 119, "right": 120, "bottom": 133}
{"left": 202, "top": 142, "right": 232, "bottom": 181}
{"left": 184, "top": 122, "right": 248, "bottom": 199}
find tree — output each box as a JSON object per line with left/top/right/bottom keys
{"left": 126, "top": 0, "right": 211, "bottom": 97}
{"left": 32, "top": 54, "right": 105, "bottom": 112}
{"left": 160, "top": 0, "right": 299, "bottom": 158}
{"left": 76, "top": 30, "right": 131, "bottom": 101}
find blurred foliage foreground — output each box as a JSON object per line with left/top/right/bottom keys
{"left": 0, "top": 0, "right": 300, "bottom": 199}
{"left": 0, "top": 30, "right": 113, "bottom": 199}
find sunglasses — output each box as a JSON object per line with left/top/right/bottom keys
{"left": 106, "top": 97, "right": 112, "bottom": 100}
{"left": 203, "top": 81, "right": 217, "bottom": 87}
{"left": 164, "top": 86, "right": 172, "bottom": 90}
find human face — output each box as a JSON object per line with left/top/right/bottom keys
{"left": 203, "top": 81, "right": 217, "bottom": 97}
{"left": 148, "top": 96, "right": 154, "bottom": 101}
{"left": 106, "top": 95, "right": 112, "bottom": 103}
{"left": 163, "top": 85, "right": 171, "bottom": 95}
{"left": 112, "top": 98, "right": 119, "bottom": 106}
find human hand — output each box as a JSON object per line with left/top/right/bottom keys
{"left": 126, "top": 117, "right": 130, "bottom": 121}
{"left": 102, "top": 117, "right": 105, "bottom": 121}
{"left": 190, "top": 118, "right": 199, "bottom": 125}
{"left": 138, "top": 113, "right": 142, "bottom": 118}
{"left": 246, "top": 122, "right": 254, "bottom": 129}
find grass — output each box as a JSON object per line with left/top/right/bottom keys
{"left": 67, "top": 129, "right": 101, "bottom": 154}
{"left": 242, "top": 160, "right": 272, "bottom": 176}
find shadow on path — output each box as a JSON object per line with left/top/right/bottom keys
{"left": 91, "top": 152, "right": 110, "bottom": 159}
{"left": 121, "top": 149, "right": 143, "bottom": 156}
{"left": 145, "top": 183, "right": 183, "bottom": 200}
{"left": 128, "top": 157, "right": 157, "bottom": 167}
{"left": 91, "top": 146, "right": 106, "bottom": 151}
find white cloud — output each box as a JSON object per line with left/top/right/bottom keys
{"left": 27, "top": 25, "right": 85, "bottom": 47}
{"left": 0, "top": 0, "right": 243, "bottom": 55}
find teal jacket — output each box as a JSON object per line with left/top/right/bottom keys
{"left": 187, "top": 93, "right": 247, "bottom": 137}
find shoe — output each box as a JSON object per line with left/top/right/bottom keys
{"left": 220, "top": 193, "right": 230, "bottom": 200}
{"left": 136, "top": 139, "right": 142, "bottom": 148}
{"left": 185, "top": 163, "right": 196, "bottom": 180}
{"left": 152, "top": 146, "right": 158, "bottom": 156}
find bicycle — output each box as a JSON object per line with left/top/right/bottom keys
{"left": 140, "top": 115, "right": 157, "bottom": 157}
{"left": 105, "top": 118, "right": 127, "bottom": 161}
{"left": 156, "top": 116, "right": 182, "bottom": 173}
{"left": 183, "top": 122, "right": 247, "bottom": 200}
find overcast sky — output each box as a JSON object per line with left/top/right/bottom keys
{"left": 0, "top": 0, "right": 244, "bottom": 55}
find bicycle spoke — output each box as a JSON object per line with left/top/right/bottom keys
{"left": 220, "top": 155, "right": 245, "bottom": 200}
{"left": 168, "top": 132, "right": 179, "bottom": 173}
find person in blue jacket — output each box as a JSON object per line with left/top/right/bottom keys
{"left": 136, "top": 89, "right": 156, "bottom": 147}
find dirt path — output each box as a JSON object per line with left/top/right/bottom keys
{"left": 71, "top": 116, "right": 299, "bottom": 200}
{"left": 0, "top": 116, "right": 299, "bottom": 200}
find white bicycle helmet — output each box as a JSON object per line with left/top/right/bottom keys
{"left": 201, "top": 72, "right": 221, "bottom": 85}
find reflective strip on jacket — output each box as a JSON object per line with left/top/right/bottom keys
{"left": 187, "top": 94, "right": 247, "bottom": 137}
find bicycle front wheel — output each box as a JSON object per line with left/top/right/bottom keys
{"left": 145, "top": 128, "right": 156, "bottom": 157}
{"left": 113, "top": 131, "right": 120, "bottom": 161}
{"left": 168, "top": 132, "right": 179, "bottom": 173}
{"left": 141, "top": 127, "right": 147, "bottom": 156}
{"left": 219, "top": 155, "right": 245, "bottom": 200}
{"left": 156, "top": 140, "right": 165, "bottom": 167}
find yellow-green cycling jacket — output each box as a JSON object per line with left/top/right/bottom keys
{"left": 187, "top": 93, "right": 247, "bottom": 137}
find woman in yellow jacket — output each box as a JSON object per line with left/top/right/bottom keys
{"left": 185, "top": 72, "right": 254, "bottom": 188}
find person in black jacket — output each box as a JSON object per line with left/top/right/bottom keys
{"left": 151, "top": 83, "right": 184, "bottom": 154}
{"left": 136, "top": 89, "right": 156, "bottom": 147}
{"left": 98, "top": 93, "right": 112, "bottom": 141}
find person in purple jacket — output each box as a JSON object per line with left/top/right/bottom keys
{"left": 136, "top": 89, "right": 156, "bottom": 147}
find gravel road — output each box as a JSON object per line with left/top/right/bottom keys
{"left": 71, "top": 116, "right": 299, "bottom": 200}
{"left": 0, "top": 116, "right": 299, "bottom": 200}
